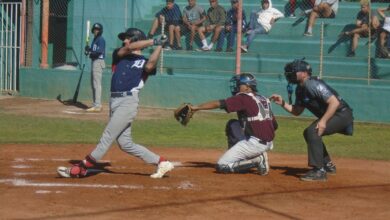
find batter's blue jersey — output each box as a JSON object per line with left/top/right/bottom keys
{"left": 111, "top": 49, "right": 156, "bottom": 93}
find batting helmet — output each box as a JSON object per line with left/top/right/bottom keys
{"left": 91, "top": 23, "right": 103, "bottom": 35}
{"left": 230, "top": 73, "right": 258, "bottom": 95}
{"left": 118, "top": 28, "right": 146, "bottom": 42}
{"left": 284, "top": 59, "right": 312, "bottom": 84}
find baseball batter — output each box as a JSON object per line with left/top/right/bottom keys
{"left": 57, "top": 28, "right": 174, "bottom": 179}
{"left": 183, "top": 73, "right": 278, "bottom": 175}
{"left": 270, "top": 59, "right": 354, "bottom": 181}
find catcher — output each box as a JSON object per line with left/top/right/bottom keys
{"left": 175, "top": 73, "right": 278, "bottom": 175}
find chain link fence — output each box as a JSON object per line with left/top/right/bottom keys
{"left": 22, "top": 0, "right": 390, "bottom": 84}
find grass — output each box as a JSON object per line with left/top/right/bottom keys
{"left": 1, "top": 112, "right": 390, "bottom": 161}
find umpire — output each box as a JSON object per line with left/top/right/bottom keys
{"left": 270, "top": 59, "right": 353, "bottom": 182}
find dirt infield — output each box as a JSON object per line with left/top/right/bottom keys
{"left": 1, "top": 97, "right": 390, "bottom": 219}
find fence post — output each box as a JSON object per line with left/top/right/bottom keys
{"left": 319, "top": 22, "right": 324, "bottom": 79}
{"left": 40, "top": 0, "right": 49, "bottom": 68}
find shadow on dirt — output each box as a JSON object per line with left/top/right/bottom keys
{"left": 271, "top": 166, "right": 310, "bottom": 178}
{"left": 56, "top": 94, "right": 89, "bottom": 109}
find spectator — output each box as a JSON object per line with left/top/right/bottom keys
{"left": 198, "top": 0, "right": 226, "bottom": 51}
{"left": 377, "top": 4, "right": 390, "bottom": 58}
{"left": 303, "top": 0, "right": 339, "bottom": 37}
{"left": 340, "top": 2, "right": 380, "bottom": 57}
{"left": 225, "top": 0, "right": 247, "bottom": 52}
{"left": 287, "top": 0, "right": 315, "bottom": 18}
{"left": 241, "top": 0, "right": 284, "bottom": 53}
{"left": 182, "top": 0, "right": 207, "bottom": 50}
{"left": 148, "top": 0, "right": 183, "bottom": 50}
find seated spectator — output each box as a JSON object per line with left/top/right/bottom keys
{"left": 225, "top": 0, "right": 247, "bottom": 52}
{"left": 182, "top": 0, "right": 207, "bottom": 51}
{"left": 287, "top": 0, "right": 315, "bottom": 18}
{"left": 377, "top": 4, "right": 390, "bottom": 58}
{"left": 241, "top": 0, "right": 284, "bottom": 53}
{"left": 198, "top": 0, "right": 226, "bottom": 51}
{"left": 339, "top": 2, "right": 380, "bottom": 57}
{"left": 148, "top": 0, "right": 183, "bottom": 50}
{"left": 303, "top": 0, "right": 339, "bottom": 37}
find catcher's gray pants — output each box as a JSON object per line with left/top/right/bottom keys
{"left": 218, "top": 119, "right": 273, "bottom": 173}
{"left": 91, "top": 59, "right": 105, "bottom": 107}
{"left": 90, "top": 92, "right": 160, "bottom": 164}
{"left": 304, "top": 108, "right": 353, "bottom": 169}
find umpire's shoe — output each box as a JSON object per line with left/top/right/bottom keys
{"left": 150, "top": 161, "right": 174, "bottom": 178}
{"left": 324, "top": 161, "right": 337, "bottom": 175}
{"left": 258, "top": 152, "right": 269, "bottom": 176}
{"left": 300, "top": 168, "right": 327, "bottom": 182}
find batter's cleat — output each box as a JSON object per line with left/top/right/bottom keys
{"left": 300, "top": 168, "right": 327, "bottom": 182}
{"left": 86, "top": 106, "right": 102, "bottom": 112}
{"left": 324, "top": 162, "right": 337, "bottom": 175}
{"left": 57, "top": 165, "right": 88, "bottom": 178}
{"left": 150, "top": 161, "right": 174, "bottom": 179}
{"left": 57, "top": 166, "right": 71, "bottom": 178}
{"left": 258, "top": 152, "right": 269, "bottom": 176}
{"left": 303, "top": 32, "right": 313, "bottom": 37}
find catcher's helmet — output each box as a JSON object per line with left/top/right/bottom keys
{"left": 118, "top": 28, "right": 146, "bottom": 42}
{"left": 91, "top": 23, "right": 103, "bottom": 35}
{"left": 230, "top": 73, "right": 258, "bottom": 95}
{"left": 284, "top": 58, "right": 312, "bottom": 84}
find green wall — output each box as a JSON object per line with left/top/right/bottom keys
{"left": 19, "top": 68, "right": 390, "bottom": 124}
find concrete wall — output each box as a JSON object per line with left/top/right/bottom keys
{"left": 19, "top": 68, "right": 390, "bottom": 123}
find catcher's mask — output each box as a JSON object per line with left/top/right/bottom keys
{"left": 230, "top": 73, "right": 258, "bottom": 95}
{"left": 284, "top": 58, "right": 312, "bottom": 84}
{"left": 118, "top": 28, "right": 146, "bottom": 42}
{"left": 91, "top": 23, "right": 103, "bottom": 36}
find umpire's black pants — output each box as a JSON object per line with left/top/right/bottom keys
{"left": 304, "top": 108, "right": 353, "bottom": 169}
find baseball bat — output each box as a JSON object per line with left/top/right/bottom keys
{"left": 72, "top": 63, "right": 85, "bottom": 103}
{"left": 86, "top": 20, "right": 90, "bottom": 46}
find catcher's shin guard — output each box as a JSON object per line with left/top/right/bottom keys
{"left": 217, "top": 157, "right": 261, "bottom": 173}
{"left": 225, "top": 119, "right": 245, "bottom": 149}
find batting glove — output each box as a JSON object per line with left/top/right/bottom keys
{"left": 84, "top": 46, "right": 91, "bottom": 56}
{"left": 153, "top": 34, "right": 168, "bottom": 46}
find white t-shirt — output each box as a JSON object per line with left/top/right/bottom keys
{"left": 383, "top": 17, "right": 390, "bottom": 32}
{"left": 257, "top": 7, "right": 284, "bottom": 32}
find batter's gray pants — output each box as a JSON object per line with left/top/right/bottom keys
{"left": 90, "top": 93, "right": 160, "bottom": 164}
{"left": 91, "top": 59, "right": 105, "bottom": 107}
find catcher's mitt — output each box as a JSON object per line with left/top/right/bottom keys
{"left": 174, "top": 103, "right": 194, "bottom": 126}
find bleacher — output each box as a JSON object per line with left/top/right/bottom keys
{"left": 134, "top": 0, "right": 390, "bottom": 86}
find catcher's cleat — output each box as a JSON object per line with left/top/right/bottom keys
{"left": 86, "top": 106, "right": 102, "bottom": 112}
{"left": 258, "top": 152, "right": 269, "bottom": 176}
{"left": 150, "top": 161, "right": 174, "bottom": 179}
{"left": 324, "top": 162, "right": 336, "bottom": 175}
{"left": 300, "top": 168, "right": 327, "bottom": 182}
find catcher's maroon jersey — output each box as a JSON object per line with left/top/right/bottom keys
{"left": 223, "top": 93, "right": 277, "bottom": 142}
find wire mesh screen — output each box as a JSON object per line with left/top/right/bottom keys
{"left": 23, "top": 0, "right": 390, "bottom": 84}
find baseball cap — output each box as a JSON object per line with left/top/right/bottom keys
{"left": 231, "top": 0, "right": 239, "bottom": 3}
{"left": 166, "top": 0, "right": 174, "bottom": 3}
{"left": 262, "top": 0, "right": 269, "bottom": 3}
